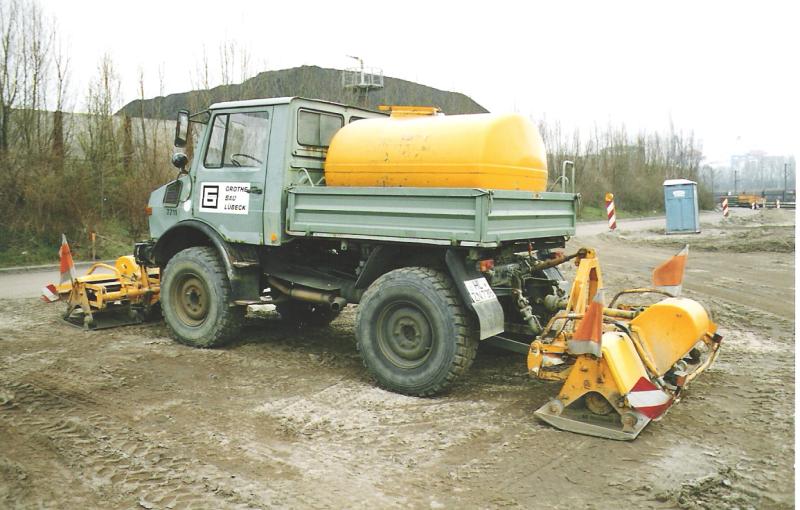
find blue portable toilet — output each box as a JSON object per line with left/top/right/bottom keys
{"left": 663, "top": 179, "right": 700, "bottom": 234}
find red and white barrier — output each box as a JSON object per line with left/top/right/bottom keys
{"left": 41, "top": 284, "right": 59, "bottom": 303}
{"left": 722, "top": 197, "right": 729, "bottom": 218}
{"left": 626, "top": 377, "right": 674, "bottom": 419}
{"left": 605, "top": 193, "right": 617, "bottom": 230}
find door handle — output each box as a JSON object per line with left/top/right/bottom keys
{"left": 249, "top": 185, "right": 263, "bottom": 195}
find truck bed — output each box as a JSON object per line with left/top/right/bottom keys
{"left": 286, "top": 186, "right": 576, "bottom": 247}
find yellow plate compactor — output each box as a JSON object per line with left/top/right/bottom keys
{"left": 41, "top": 235, "right": 160, "bottom": 329}
{"left": 528, "top": 247, "right": 722, "bottom": 440}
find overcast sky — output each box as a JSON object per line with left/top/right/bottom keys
{"left": 39, "top": 0, "right": 797, "bottom": 166}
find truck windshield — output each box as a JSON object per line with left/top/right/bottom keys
{"left": 204, "top": 111, "right": 270, "bottom": 168}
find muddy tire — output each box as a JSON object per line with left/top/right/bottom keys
{"left": 356, "top": 267, "right": 478, "bottom": 397}
{"left": 276, "top": 301, "right": 340, "bottom": 327}
{"left": 161, "top": 246, "right": 244, "bottom": 348}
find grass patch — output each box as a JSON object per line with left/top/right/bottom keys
{"left": 578, "top": 205, "right": 659, "bottom": 222}
{"left": 0, "top": 220, "right": 137, "bottom": 268}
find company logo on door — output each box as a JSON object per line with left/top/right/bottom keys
{"left": 199, "top": 182, "right": 251, "bottom": 215}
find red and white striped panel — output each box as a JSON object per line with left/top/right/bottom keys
{"left": 605, "top": 196, "right": 617, "bottom": 230}
{"left": 41, "top": 284, "right": 60, "bottom": 303}
{"left": 722, "top": 197, "right": 729, "bottom": 218}
{"left": 626, "top": 377, "right": 673, "bottom": 419}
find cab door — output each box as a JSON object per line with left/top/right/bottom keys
{"left": 193, "top": 107, "right": 273, "bottom": 244}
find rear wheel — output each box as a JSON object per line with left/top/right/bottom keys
{"left": 161, "top": 247, "right": 244, "bottom": 348}
{"left": 356, "top": 267, "right": 478, "bottom": 397}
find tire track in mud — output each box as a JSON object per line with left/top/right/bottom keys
{"left": 416, "top": 292, "right": 795, "bottom": 508}
{"left": 3, "top": 266, "right": 794, "bottom": 509}
{"left": 575, "top": 232, "right": 795, "bottom": 322}
{"left": 2, "top": 311, "right": 410, "bottom": 509}
{"left": 0, "top": 354, "right": 401, "bottom": 509}
{"left": 0, "top": 377, "right": 281, "bottom": 509}
{"left": 0, "top": 419, "right": 107, "bottom": 508}
{"left": 255, "top": 379, "right": 506, "bottom": 503}
{"left": 261, "top": 380, "right": 494, "bottom": 436}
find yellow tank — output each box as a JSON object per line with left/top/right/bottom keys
{"left": 325, "top": 110, "right": 548, "bottom": 191}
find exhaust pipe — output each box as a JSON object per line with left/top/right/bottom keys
{"left": 330, "top": 297, "right": 347, "bottom": 312}
{"left": 268, "top": 277, "right": 347, "bottom": 310}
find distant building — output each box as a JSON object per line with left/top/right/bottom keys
{"left": 729, "top": 151, "right": 795, "bottom": 192}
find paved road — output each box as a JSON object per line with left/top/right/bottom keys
{"left": 575, "top": 209, "right": 737, "bottom": 237}
{"left": 0, "top": 261, "right": 116, "bottom": 300}
{"left": 0, "top": 209, "right": 745, "bottom": 300}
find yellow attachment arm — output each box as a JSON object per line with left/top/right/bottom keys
{"left": 528, "top": 339, "right": 569, "bottom": 381}
{"left": 565, "top": 250, "right": 602, "bottom": 316}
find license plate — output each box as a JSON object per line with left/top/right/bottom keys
{"left": 465, "top": 277, "right": 496, "bottom": 303}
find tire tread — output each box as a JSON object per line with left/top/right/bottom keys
{"left": 163, "top": 246, "right": 244, "bottom": 348}
{"left": 356, "top": 266, "right": 478, "bottom": 397}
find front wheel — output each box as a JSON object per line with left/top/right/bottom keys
{"left": 356, "top": 267, "right": 478, "bottom": 397}
{"left": 161, "top": 246, "right": 244, "bottom": 348}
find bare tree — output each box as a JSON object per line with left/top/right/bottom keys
{"left": 80, "top": 53, "right": 121, "bottom": 222}
{"left": 50, "top": 24, "right": 69, "bottom": 171}
{"left": 537, "top": 117, "right": 710, "bottom": 215}
{"left": 0, "top": 0, "right": 70, "bottom": 235}
{"left": 0, "top": 0, "right": 20, "bottom": 155}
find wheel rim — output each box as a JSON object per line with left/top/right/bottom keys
{"left": 172, "top": 272, "right": 209, "bottom": 327}
{"left": 376, "top": 300, "right": 433, "bottom": 369}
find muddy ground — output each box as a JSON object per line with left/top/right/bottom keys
{"left": 0, "top": 210, "right": 795, "bottom": 509}
{"left": 606, "top": 208, "right": 795, "bottom": 254}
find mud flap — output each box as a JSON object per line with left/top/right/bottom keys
{"left": 445, "top": 250, "right": 504, "bottom": 340}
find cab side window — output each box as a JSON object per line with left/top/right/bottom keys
{"left": 204, "top": 114, "right": 227, "bottom": 168}
{"left": 204, "top": 111, "right": 270, "bottom": 168}
{"left": 297, "top": 110, "right": 343, "bottom": 147}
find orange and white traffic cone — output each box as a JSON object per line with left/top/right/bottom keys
{"left": 58, "top": 234, "right": 77, "bottom": 284}
{"left": 42, "top": 234, "right": 77, "bottom": 302}
{"left": 567, "top": 289, "right": 604, "bottom": 358}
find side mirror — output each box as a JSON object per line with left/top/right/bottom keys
{"left": 172, "top": 152, "right": 189, "bottom": 171}
{"left": 174, "top": 110, "right": 189, "bottom": 148}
